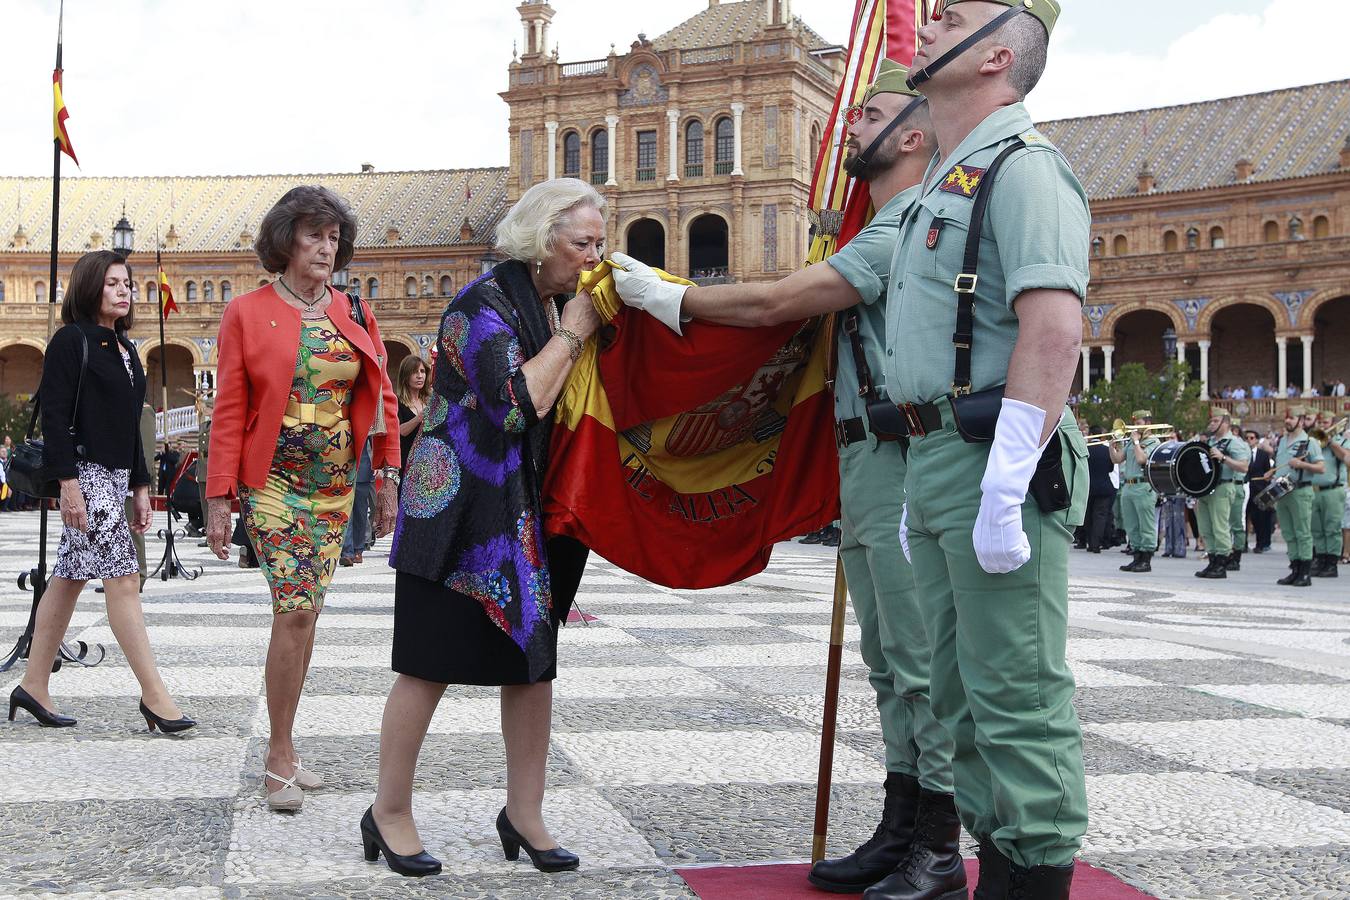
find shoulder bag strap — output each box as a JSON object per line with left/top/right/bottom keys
{"left": 951, "top": 138, "right": 1026, "bottom": 397}
{"left": 25, "top": 330, "right": 88, "bottom": 441}
{"left": 346, "top": 291, "right": 367, "bottom": 329}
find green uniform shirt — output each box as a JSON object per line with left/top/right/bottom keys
{"left": 1312, "top": 433, "right": 1348, "bottom": 487}
{"left": 1276, "top": 432, "right": 1322, "bottom": 485}
{"left": 881, "top": 103, "right": 1090, "bottom": 404}
{"left": 826, "top": 186, "right": 919, "bottom": 420}
{"left": 1210, "top": 432, "right": 1251, "bottom": 482}
{"left": 1121, "top": 436, "right": 1160, "bottom": 481}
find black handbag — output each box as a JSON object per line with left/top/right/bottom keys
{"left": 345, "top": 290, "right": 388, "bottom": 437}
{"left": 8, "top": 332, "right": 88, "bottom": 499}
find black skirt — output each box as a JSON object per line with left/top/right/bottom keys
{"left": 391, "top": 535, "right": 589, "bottom": 685}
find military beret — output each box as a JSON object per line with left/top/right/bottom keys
{"left": 862, "top": 59, "right": 922, "bottom": 105}
{"left": 935, "top": 0, "right": 1060, "bottom": 38}
{"left": 1131, "top": 409, "right": 1152, "bottom": 419}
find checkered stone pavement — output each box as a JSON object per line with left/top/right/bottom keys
{"left": 0, "top": 509, "right": 1347, "bottom": 899}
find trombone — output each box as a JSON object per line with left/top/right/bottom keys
{"left": 1310, "top": 417, "right": 1347, "bottom": 444}
{"left": 1084, "top": 418, "right": 1175, "bottom": 447}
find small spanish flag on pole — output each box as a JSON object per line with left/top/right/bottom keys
{"left": 52, "top": 5, "right": 77, "bottom": 165}
{"left": 157, "top": 246, "right": 178, "bottom": 319}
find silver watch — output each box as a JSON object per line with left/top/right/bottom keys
{"left": 380, "top": 466, "right": 401, "bottom": 485}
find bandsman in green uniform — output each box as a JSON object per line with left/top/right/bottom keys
{"left": 1110, "top": 411, "right": 1161, "bottom": 573}
{"left": 1193, "top": 407, "right": 1250, "bottom": 578}
{"left": 611, "top": 62, "right": 966, "bottom": 899}
{"left": 888, "top": 1, "right": 1087, "bottom": 895}
{"left": 1273, "top": 405, "right": 1324, "bottom": 587}
{"left": 1309, "top": 412, "right": 1349, "bottom": 577}
{"left": 1226, "top": 416, "right": 1248, "bottom": 569}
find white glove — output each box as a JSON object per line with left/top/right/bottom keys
{"left": 897, "top": 500, "right": 911, "bottom": 563}
{"left": 972, "top": 398, "right": 1051, "bottom": 574}
{"left": 609, "top": 251, "right": 690, "bottom": 335}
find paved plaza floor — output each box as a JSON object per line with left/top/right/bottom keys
{"left": 0, "top": 509, "right": 1346, "bottom": 899}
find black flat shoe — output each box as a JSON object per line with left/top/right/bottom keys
{"left": 496, "top": 807, "right": 579, "bottom": 872}
{"left": 361, "top": 806, "right": 442, "bottom": 877}
{"left": 8, "top": 686, "right": 76, "bottom": 728}
{"left": 139, "top": 700, "right": 197, "bottom": 734}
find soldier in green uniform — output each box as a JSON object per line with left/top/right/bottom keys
{"left": 1225, "top": 416, "right": 1248, "bottom": 569}
{"left": 887, "top": 1, "right": 1087, "bottom": 895}
{"left": 1310, "top": 412, "right": 1348, "bottom": 577}
{"left": 1193, "top": 407, "right": 1250, "bottom": 578}
{"left": 1110, "top": 411, "right": 1160, "bottom": 573}
{"left": 611, "top": 63, "right": 966, "bottom": 899}
{"left": 1273, "top": 405, "right": 1324, "bottom": 587}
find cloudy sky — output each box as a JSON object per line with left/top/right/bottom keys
{"left": 2, "top": 0, "right": 1346, "bottom": 177}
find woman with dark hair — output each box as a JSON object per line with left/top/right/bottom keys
{"left": 206, "top": 186, "right": 399, "bottom": 811}
{"left": 10, "top": 250, "right": 194, "bottom": 733}
{"left": 394, "top": 355, "right": 431, "bottom": 470}
{"left": 362, "top": 178, "right": 603, "bottom": 877}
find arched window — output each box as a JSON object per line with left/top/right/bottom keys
{"left": 1209, "top": 226, "right": 1225, "bottom": 249}
{"left": 1112, "top": 234, "right": 1128, "bottom": 256}
{"left": 1263, "top": 220, "right": 1280, "bottom": 242}
{"left": 220, "top": 280, "right": 232, "bottom": 302}
{"left": 0, "top": 279, "right": 6, "bottom": 302}
{"left": 590, "top": 129, "right": 608, "bottom": 184}
{"left": 367, "top": 277, "right": 379, "bottom": 298}
{"left": 404, "top": 276, "right": 417, "bottom": 297}
{"left": 146, "top": 280, "right": 158, "bottom": 302}
{"left": 684, "top": 120, "right": 704, "bottom": 177}
{"left": 562, "top": 131, "right": 581, "bottom": 177}
{"left": 423, "top": 275, "right": 434, "bottom": 296}
{"left": 203, "top": 280, "right": 214, "bottom": 302}
{"left": 1162, "top": 230, "right": 1178, "bottom": 253}
{"left": 439, "top": 275, "right": 453, "bottom": 296}
{"left": 809, "top": 121, "right": 822, "bottom": 156}
{"left": 714, "top": 116, "right": 735, "bottom": 174}
{"left": 34, "top": 281, "right": 45, "bottom": 302}
{"left": 185, "top": 280, "right": 198, "bottom": 301}
{"left": 1312, "top": 215, "right": 1329, "bottom": 239}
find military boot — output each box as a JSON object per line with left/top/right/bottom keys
{"left": 972, "top": 841, "right": 1075, "bottom": 900}
{"left": 862, "top": 789, "right": 966, "bottom": 900}
{"left": 1194, "top": 554, "right": 1227, "bottom": 579}
{"left": 1316, "top": 555, "right": 1339, "bottom": 578}
{"left": 809, "top": 773, "right": 920, "bottom": 893}
{"left": 1277, "top": 561, "right": 1300, "bottom": 586}
{"left": 1224, "top": 550, "right": 1241, "bottom": 572}
{"left": 1290, "top": 558, "right": 1313, "bottom": 587}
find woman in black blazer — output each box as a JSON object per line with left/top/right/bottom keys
{"left": 9, "top": 251, "right": 194, "bottom": 733}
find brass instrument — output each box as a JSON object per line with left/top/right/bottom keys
{"left": 1084, "top": 418, "right": 1175, "bottom": 447}
{"left": 1309, "top": 417, "right": 1347, "bottom": 444}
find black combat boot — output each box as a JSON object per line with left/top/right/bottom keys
{"left": 1277, "top": 561, "right": 1300, "bottom": 586}
{"left": 973, "top": 841, "right": 1075, "bottom": 900}
{"left": 1309, "top": 554, "right": 1330, "bottom": 577}
{"left": 1290, "top": 558, "right": 1313, "bottom": 587}
{"left": 1194, "top": 554, "right": 1226, "bottom": 579}
{"left": 863, "top": 789, "right": 966, "bottom": 900}
{"left": 809, "top": 773, "right": 920, "bottom": 893}
{"left": 1225, "top": 550, "right": 1242, "bottom": 571}
{"left": 1118, "top": 551, "right": 1144, "bottom": 572}
{"left": 972, "top": 841, "right": 1009, "bottom": 900}
{"left": 1131, "top": 551, "right": 1153, "bottom": 572}
{"left": 1317, "top": 555, "right": 1339, "bottom": 578}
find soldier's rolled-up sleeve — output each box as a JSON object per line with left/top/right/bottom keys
{"left": 824, "top": 218, "right": 900, "bottom": 306}
{"left": 989, "top": 148, "right": 1091, "bottom": 307}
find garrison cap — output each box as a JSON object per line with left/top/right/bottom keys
{"left": 1289, "top": 404, "right": 1311, "bottom": 416}
{"left": 934, "top": 0, "right": 1061, "bottom": 37}
{"left": 1131, "top": 409, "right": 1152, "bottom": 419}
{"left": 1231, "top": 417, "right": 1242, "bottom": 427}
{"left": 1209, "top": 407, "right": 1231, "bottom": 418}
{"left": 862, "top": 59, "right": 922, "bottom": 105}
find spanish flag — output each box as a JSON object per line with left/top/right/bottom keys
{"left": 159, "top": 266, "right": 178, "bottom": 319}
{"left": 52, "top": 68, "right": 77, "bottom": 165}
{"left": 543, "top": 264, "right": 838, "bottom": 589}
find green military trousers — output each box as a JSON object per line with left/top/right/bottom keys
{"left": 1312, "top": 485, "right": 1347, "bottom": 556}
{"left": 839, "top": 438, "right": 953, "bottom": 792}
{"left": 1120, "top": 482, "right": 1158, "bottom": 553}
{"left": 1196, "top": 483, "right": 1240, "bottom": 557}
{"left": 1230, "top": 481, "right": 1248, "bottom": 550}
{"left": 903, "top": 401, "right": 1089, "bottom": 869}
{"left": 1276, "top": 487, "right": 1315, "bottom": 562}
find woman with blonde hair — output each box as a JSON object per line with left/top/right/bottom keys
{"left": 362, "top": 178, "right": 604, "bottom": 876}
{"left": 394, "top": 354, "right": 432, "bottom": 471}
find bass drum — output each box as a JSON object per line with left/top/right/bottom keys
{"left": 1146, "top": 439, "right": 1219, "bottom": 498}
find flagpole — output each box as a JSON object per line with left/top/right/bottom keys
{"left": 812, "top": 556, "right": 849, "bottom": 862}
{"left": 156, "top": 241, "right": 169, "bottom": 447}
{"left": 46, "top": 1, "right": 65, "bottom": 340}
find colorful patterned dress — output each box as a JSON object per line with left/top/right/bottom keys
{"left": 241, "top": 323, "right": 360, "bottom": 614}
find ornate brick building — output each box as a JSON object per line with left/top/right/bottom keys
{"left": 1, "top": 0, "right": 1347, "bottom": 432}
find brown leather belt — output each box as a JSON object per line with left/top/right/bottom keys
{"left": 836, "top": 417, "right": 868, "bottom": 447}
{"left": 892, "top": 401, "right": 944, "bottom": 437}
{"left": 1123, "top": 478, "right": 1145, "bottom": 485}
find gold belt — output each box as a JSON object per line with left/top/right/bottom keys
{"left": 281, "top": 398, "right": 346, "bottom": 430}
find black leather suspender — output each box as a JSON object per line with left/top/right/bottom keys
{"left": 951, "top": 138, "right": 1024, "bottom": 396}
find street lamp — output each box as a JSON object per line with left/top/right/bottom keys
{"left": 1161, "top": 327, "right": 1177, "bottom": 361}
{"left": 112, "top": 206, "right": 135, "bottom": 257}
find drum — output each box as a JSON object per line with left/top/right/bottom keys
{"left": 1146, "top": 440, "right": 1220, "bottom": 498}
{"left": 1253, "top": 475, "right": 1294, "bottom": 512}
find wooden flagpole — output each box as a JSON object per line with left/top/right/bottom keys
{"left": 811, "top": 554, "right": 850, "bottom": 862}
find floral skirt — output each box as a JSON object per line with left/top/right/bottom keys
{"left": 53, "top": 462, "right": 139, "bottom": 581}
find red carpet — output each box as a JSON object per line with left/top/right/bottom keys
{"left": 566, "top": 609, "right": 599, "bottom": 624}
{"left": 676, "top": 861, "right": 1155, "bottom": 899}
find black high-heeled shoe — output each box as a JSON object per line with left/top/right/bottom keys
{"left": 360, "top": 806, "right": 441, "bottom": 877}
{"left": 495, "top": 807, "right": 579, "bottom": 872}
{"left": 139, "top": 700, "right": 197, "bottom": 734}
{"left": 8, "top": 686, "right": 76, "bottom": 728}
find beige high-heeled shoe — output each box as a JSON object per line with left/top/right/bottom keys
{"left": 265, "top": 770, "right": 303, "bottom": 811}
{"left": 293, "top": 757, "right": 323, "bottom": 791}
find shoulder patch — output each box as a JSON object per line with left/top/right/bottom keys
{"left": 937, "top": 164, "right": 986, "bottom": 198}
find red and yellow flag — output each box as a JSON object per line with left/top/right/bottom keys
{"left": 159, "top": 267, "right": 179, "bottom": 319}
{"left": 52, "top": 68, "right": 77, "bottom": 165}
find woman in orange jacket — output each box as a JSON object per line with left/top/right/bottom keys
{"left": 206, "top": 186, "right": 398, "bottom": 811}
